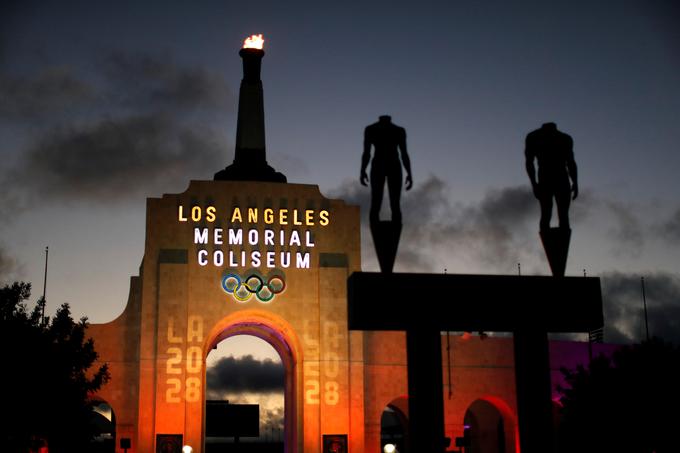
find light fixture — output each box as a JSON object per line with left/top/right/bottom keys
{"left": 383, "top": 443, "right": 397, "bottom": 453}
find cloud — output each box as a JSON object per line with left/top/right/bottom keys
{"left": 261, "top": 406, "right": 284, "bottom": 433}
{"left": 206, "top": 354, "right": 284, "bottom": 394}
{"left": 330, "top": 175, "right": 542, "bottom": 274}
{"left": 267, "top": 152, "right": 310, "bottom": 182}
{"left": 0, "top": 66, "right": 94, "bottom": 120}
{"left": 569, "top": 188, "right": 596, "bottom": 224}
{"left": 0, "top": 186, "right": 24, "bottom": 226}
{"left": 5, "top": 114, "right": 225, "bottom": 201}
{"left": 657, "top": 208, "right": 680, "bottom": 244}
{"left": 605, "top": 200, "right": 644, "bottom": 257}
{"left": 207, "top": 393, "right": 284, "bottom": 438}
{"left": 101, "top": 51, "right": 233, "bottom": 111}
{"left": 0, "top": 245, "right": 23, "bottom": 284}
{"left": 420, "top": 183, "right": 538, "bottom": 272}
{"left": 0, "top": 50, "right": 235, "bottom": 204}
{"left": 601, "top": 271, "right": 680, "bottom": 344}
{"left": 0, "top": 52, "right": 233, "bottom": 121}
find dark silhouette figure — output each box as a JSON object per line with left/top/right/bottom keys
{"left": 361, "top": 115, "right": 413, "bottom": 224}
{"left": 525, "top": 122, "right": 578, "bottom": 231}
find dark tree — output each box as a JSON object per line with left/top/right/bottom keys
{"left": 0, "top": 282, "right": 110, "bottom": 452}
{"left": 557, "top": 338, "right": 680, "bottom": 453}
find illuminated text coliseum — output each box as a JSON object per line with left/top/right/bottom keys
{"left": 179, "top": 205, "right": 330, "bottom": 269}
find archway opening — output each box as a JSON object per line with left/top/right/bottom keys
{"left": 205, "top": 334, "right": 285, "bottom": 453}
{"left": 88, "top": 400, "right": 116, "bottom": 453}
{"left": 380, "top": 397, "right": 409, "bottom": 453}
{"left": 463, "top": 399, "right": 514, "bottom": 453}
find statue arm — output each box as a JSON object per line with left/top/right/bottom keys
{"left": 399, "top": 129, "right": 413, "bottom": 190}
{"left": 566, "top": 137, "right": 578, "bottom": 199}
{"left": 360, "top": 129, "right": 371, "bottom": 186}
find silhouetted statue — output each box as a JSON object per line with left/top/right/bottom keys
{"left": 525, "top": 122, "right": 578, "bottom": 231}
{"left": 360, "top": 115, "right": 413, "bottom": 224}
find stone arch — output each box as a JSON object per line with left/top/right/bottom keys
{"left": 380, "top": 396, "right": 409, "bottom": 453}
{"left": 463, "top": 396, "right": 518, "bottom": 453}
{"left": 88, "top": 398, "right": 116, "bottom": 453}
{"left": 203, "top": 309, "right": 303, "bottom": 453}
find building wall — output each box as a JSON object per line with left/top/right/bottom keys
{"left": 361, "top": 333, "right": 519, "bottom": 453}
{"left": 87, "top": 179, "right": 602, "bottom": 453}
{"left": 88, "top": 276, "right": 142, "bottom": 447}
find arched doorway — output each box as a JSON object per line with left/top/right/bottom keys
{"left": 204, "top": 312, "right": 301, "bottom": 453}
{"left": 88, "top": 400, "right": 116, "bottom": 453}
{"left": 463, "top": 398, "right": 517, "bottom": 453}
{"left": 380, "top": 397, "right": 409, "bottom": 453}
{"left": 205, "top": 335, "right": 284, "bottom": 452}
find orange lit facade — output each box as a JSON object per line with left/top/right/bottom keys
{"left": 88, "top": 177, "right": 606, "bottom": 453}
{"left": 90, "top": 179, "right": 370, "bottom": 453}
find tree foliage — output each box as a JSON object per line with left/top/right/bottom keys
{"left": 557, "top": 338, "right": 680, "bottom": 453}
{"left": 0, "top": 282, "right": 110, "bottom": 452}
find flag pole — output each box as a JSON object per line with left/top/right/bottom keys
{"left": 641, "top": 276, "right": 649, "bottom": 341}
{"left": 42, "top": 246, "right": 48, "bottom": 324}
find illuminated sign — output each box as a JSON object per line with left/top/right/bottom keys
{"left": 165, "top": 316, "right": 204, "bottom": 404}
{"left": 178, "top": 205, "right": 330, "bottom": 269}
{"left": 221, "top": 270, "right": 286, "bottom": 303}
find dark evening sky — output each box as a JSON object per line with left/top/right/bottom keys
{"left": 1, "top": 0, "right": 679, "bottom": 344}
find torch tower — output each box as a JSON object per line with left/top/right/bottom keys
{"left": 215, "top": 34, "right": 287, "bottom": 182}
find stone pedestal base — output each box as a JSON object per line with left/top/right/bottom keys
{"left": 369, "top": 220, "right": 401, "bottom": 273}
{"left": 540, "top": 227, "right": 571, "bottom": 277}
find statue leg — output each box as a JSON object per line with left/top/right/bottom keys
{"left": 555, "top": 187, "right": 571, "bottom": 230}
{"left": 538, "top": 189, "right": 552, "bottom": 231}
{"left": 370, "top": 167, "right": 386, "bottom": 224}
{"left": 387, "top": 165, "right": 403, "bottom": 223}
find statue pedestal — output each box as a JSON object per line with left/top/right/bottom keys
{"left": 540, "top": 227, "right": 571, "bottom": 277}
{"left": 369, "top": 220, "right": 401, "bottom": 273}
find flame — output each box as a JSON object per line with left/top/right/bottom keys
{"left": 243, "top": 34, "right": 264, "bottom": 50}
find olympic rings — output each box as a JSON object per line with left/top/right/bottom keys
{"left": 245, "top": 274, "right": 263, "bottom": 293}
{"left": 221, "top": 271, "right": 286, "bottom": 303}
